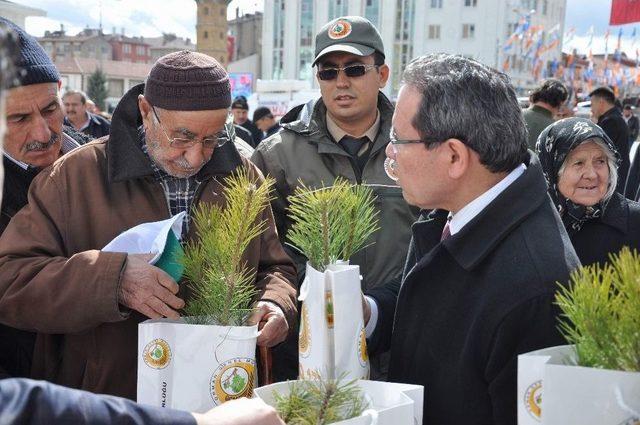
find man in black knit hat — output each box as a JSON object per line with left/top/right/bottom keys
{"left": 0, "top": 17, "right": 90, "bottom": 380}
{"left": 0, "top": 50, "right": 297, "bottom": 399}
{"left": 231, "top": 96, "right": 262, "bottom": 147}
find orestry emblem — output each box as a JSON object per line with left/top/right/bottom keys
{"left": 299, "top": 304, "right": 311, "bottom": 358}
{"left": 143, "top": 339, "right": 172, "bottom": 369}
{"left": 524, "top": 380, "right": 543, "bottom": 421}
{"left": 210, "top": 358, "right": 256, "bottom": 405}
{"left": 328, "top": 19, "right": 352, "bottom": 39}
{"left": 358, "top": 325, "right": 369, "bottom": 368}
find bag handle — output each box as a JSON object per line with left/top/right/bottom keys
{"left": 615, "top": 386, "right": 640, "bottom": 419}
{"left": 361, "top": 409, "right": 378, "bottom": 425}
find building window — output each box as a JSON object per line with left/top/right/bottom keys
{"left": 220, "top": 32, "right": 223, "bottom": 40}
{"left": 272, "top": 0, "right": 285, "bottom": 79}
{"left": 329, "top": 0, "right": 349, "bottom": 20}
{"left": 204, "top": 31, "right": 208, "bottom": 39}
{"left": 204, "top": 6, "right": 209, "bottom": 15}
{"left": 123, "top": 44, "right": 131, "bottom": 53}
{"left": 221, "top": 7, "right": 225, "bottom": 16}
{"left": 365, "top": 0, "right": 380, "bottom": 27}
{"left": 430, "top": 0, "right": 442, "bottom": 8}
{"left": 428, "top": 25, "right": 441, "bottom": 39}
{"left": 299, "top": 0, "right": 314, "bottom": 81}
{"left": 107, "top": 78, "right": 124, "bottom": 98}
{"left": 542, "top": 0, "right": 548, "bottom": 15}
{"left": 464, "top": 0, "right": 477, "bottom": 6}
{"left": 392, "top": 0, "right": 416, "bottom": 93}
{"left": 462, "top": 24, "right": 475, "bottom": 39}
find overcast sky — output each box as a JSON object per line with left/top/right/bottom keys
{"left": 12, "top": 0, "right": 638, "bottom": 57}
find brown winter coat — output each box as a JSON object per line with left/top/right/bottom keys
{"left": 0, "top": 84, "right": 297, "bottom": 399}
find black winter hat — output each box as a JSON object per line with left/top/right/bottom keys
{"left": 253, "top": 106, "right": 272, "bottom": 122}
{"left": 0, "top": 17, "right": 59, "bottom": 87}
{"left": 231, "top": 96, "right": 249, "bottom": 110}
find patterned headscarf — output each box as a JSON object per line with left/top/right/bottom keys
{"left": 535, "top": 117, "right": 620, "bottom": 235}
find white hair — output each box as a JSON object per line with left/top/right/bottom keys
{"left": 558, "top": 138, "right": 618, "bottom": 203}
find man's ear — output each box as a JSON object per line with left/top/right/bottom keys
{"left": 138, "top": 95, "right": 152, "bottom": 127}
{"left": 443, "top": 138, "right": 470, "bottom": 180}
{"left": 378, "top": 63, "right": 390, "bottom": 88}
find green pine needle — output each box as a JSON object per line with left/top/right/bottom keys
{"left": 274, "top": 376, "right": 368, "bottom": 424}
{"left": 287, "top": 179, "right": 379, "bottom": 272}
{"left": 556, "top": 247, "right": 640, "bottom": 372}
{"left": 181, "top": 168, "right": 275, "bottom": 326}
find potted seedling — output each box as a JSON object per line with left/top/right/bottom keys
{"left": 253, "top": 374, "right": 424, "bottom": 424}
{"left": 287, "top": 179, "right": 379, "bottom": 381}
{"left": 137, "top": 169, "right": 274, "bottom": 413}
{"left": 518, "top": 247, "right": 640, "bottom": 425}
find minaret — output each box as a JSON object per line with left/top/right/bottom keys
{"left": 195, "top": 0, "right": 231, "bottom": 66}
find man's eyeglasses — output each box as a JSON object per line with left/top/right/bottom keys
{"left": 151, "top": 106, "right": 231, "bottom": 149}
{"left": 317, "top": 64, "right": 378, "bottom": 81}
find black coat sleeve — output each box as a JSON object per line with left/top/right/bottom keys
{"left": 625, "top": 150, "right": 640, "bottom": 200}
{"left": 629, "top": 116, "right": 639, "bottom": 142}
{"left": 0, "top": 378, "right": 196, "bottom": 425}
{"left": 600, "top": 117, "right": 631, "bottom": 192}
{"left": 484, "top": 294, "right": 566, "bottom": 425}
{"left": 365, "top": 275, "right": 400, "bottom": 355}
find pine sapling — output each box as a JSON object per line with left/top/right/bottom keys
{"left": 287, "top": 179, "right": 379, "bottom": 271}
{"left": 181, "top": 169, "right": 275, "bottom": 326}
{"left": 556, "top": 247, "right": 640, "bottom": 371}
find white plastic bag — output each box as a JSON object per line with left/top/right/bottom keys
{"left": 254, "top": 379, "right": 424, "bottom": 425}
{"left": 518, "top": 344, "right": 640, "bottom": 424}
{"left": 298, "top": 262, "right": 369, "bottom": 381}
{"left": 137, "top": 318, "right": 258, "bottom": 413}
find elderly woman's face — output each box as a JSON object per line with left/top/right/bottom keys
{"left": 558, "top": 141, "right": 609, "bottom": 206}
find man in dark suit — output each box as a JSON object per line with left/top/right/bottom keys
{"left": 590, "top": 86, "right": 629, "bottom": 194}
{"left": 623, "top": 105, "right": 639, "bottom": 148}
{"left": 364, "top": 54, "right": 580, "bottom": 425}
{"left": 62, "top": 89, "right": 111, "bottom": 138}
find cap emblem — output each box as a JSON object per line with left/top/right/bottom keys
{"left": 328, "top": 20, "right": 352, "bottom": 39}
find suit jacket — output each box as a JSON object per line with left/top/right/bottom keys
{"left": 598, "top": 107, "right": 630, "bottom": 194}
{"left": 627, "top": 114, "right": 639, "bottom": 144}
{"left": 367, "top": 153, "right": 580, "bottom": 425}
{"left": 64, "top": 113, "right": 111, "bottom": 139}
{"left": 0, "top": 378, "right": 195, "bottom": 424}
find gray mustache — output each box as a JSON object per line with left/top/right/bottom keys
{"left": 24, "top": 134, "right": 59, "bottom": 152}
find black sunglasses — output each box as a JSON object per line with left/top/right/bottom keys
{"left": 317, "top": 64, "right": 378, "bottom": 81}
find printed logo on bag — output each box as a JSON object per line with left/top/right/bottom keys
{"left": 357, "top": 325, "right": 369, "bottom": 368}
{"left": 298, "top": 364, "right": 321, "bottom": 380}
{"left": 328, "top": 20, "right": 352, "bottom": 39}
{"left": 299, "top": 304, "right": 311, "bottom": 358}
{"left": 210, "top": 358, "right": 255, "bottom": 405}
{"left": 325, "top": 290, "right": 334, "bottom": 329}
{"left": 524, "top": 380, "right": 542, "bottom": 421}
{"left": 618, "top": 418, "right": 640, "bottom": 425}
{"left": 143, "top": 339, "right": 172, "bottom": 369}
